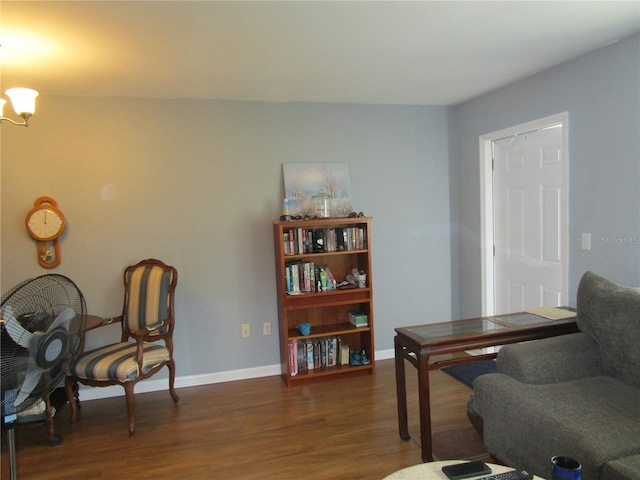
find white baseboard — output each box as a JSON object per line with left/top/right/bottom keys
{"left": 76, "top": 348, "right": 396, "bottom": 402}
{"left": 376, "top": 348, "right": 394, "bottom": 361}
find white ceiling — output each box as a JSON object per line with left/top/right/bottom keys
{"left": 2, "top": 1, "right": 639, "bottom": 106}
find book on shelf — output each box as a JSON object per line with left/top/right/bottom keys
{"left": 297, "top": 341, "right": 307, "bottom": 374}
{"left": 283, "top": 227, "right": 367, "bottom": 255}
{"left": 289, "top": 340, "right": 297, "bottom": 376}
{"left": 288, "top": 336, "right": 348, "bottom": 375}
{"left": 340, "top": 344, "right": 350, "bottom": 366}
{"left": 306, "top": 339, "right": 315, "bottom": 370}
{"left": 285, "top": 262, "right": 337, "bottom": 294}
{"left": 313, "top": 229, "right": 326, "bottom": 252}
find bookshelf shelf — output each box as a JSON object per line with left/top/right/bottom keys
{"left": 284, "top": 249, "right": 369, "bottom": 259}
{"left": 290, "top": 363, "right": 373, "bottom": 383}
{"left": 287, "top": 322, "right": 371, "bottom": 340}
{"left": 285, "top": 289, "right": 371, "bottom": 310}
{"left": 273, "top": 217, "right": 375, "bottom": 387}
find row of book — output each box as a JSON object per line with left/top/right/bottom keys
{"left": 283, "top": 227, "right": 367, "bottom": 255}
{"left": 288, "top": 336, "right": 349, "bottom": 375}
{"left": 285, "top": 262, "right": 337, "bottom": 294}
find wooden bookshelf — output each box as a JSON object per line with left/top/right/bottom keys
{"left": 273, "top": 217, "right": 375, "bottom": 386}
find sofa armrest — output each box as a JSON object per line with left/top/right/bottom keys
{"left": 602, "top": 454, "right": 640, "bottom": 480}
{"left": 497, "top": 332, "right": 603, "bottom": 384}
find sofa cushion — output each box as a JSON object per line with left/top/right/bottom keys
{"left": 576, "top": 271, "right": 640, "bottom": 387}
{"left": 498, "top": 332, "right": 603, "bottom": 384}
{"left": 71, "top": 341, "right": 170, "bottom": 382}
{"left": 474, "top": 374, "right": 640, "bottom": 480}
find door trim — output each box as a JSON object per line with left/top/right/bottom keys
{"left": 479, "top": 112, "right": 569, "bottom": 316}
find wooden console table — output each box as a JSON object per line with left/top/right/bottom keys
{"left": 394, "top": 310, "right": 579, "bottom": 462}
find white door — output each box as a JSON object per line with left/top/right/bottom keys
{"left": 492, "top": 124, "right": 567, "bottom": 314}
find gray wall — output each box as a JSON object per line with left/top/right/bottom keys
{"left": 454, "top": 33, "right": 640, "bottom": 318}
{"left": 3, "top": 32, "right": 638, "bottom": 386}
{"left": 1, "top": 98, "right": 454, "bottom": 380}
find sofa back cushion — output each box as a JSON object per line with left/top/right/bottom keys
{"left": 577, "top": 271, "right": 640, "bottom": 387}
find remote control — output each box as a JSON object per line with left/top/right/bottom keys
{"left": 476, "top": 470, "right": 533, "bottom": 480}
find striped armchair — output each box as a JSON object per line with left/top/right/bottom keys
{"left": 65, "top": 259, "right": 179, "bottom": 435}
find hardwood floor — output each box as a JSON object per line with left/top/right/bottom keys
{"left": 1, "top": 358, "right": 489, "bottom": 479}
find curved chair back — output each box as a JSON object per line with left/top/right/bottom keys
{"left": 123, "top": 260, "right": 177, "bottom": 337}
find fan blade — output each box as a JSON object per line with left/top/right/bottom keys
{"left": 3, "top": 305, "right": 33, "bottom": 348}
{"left": 14, "top": 358, "right": 43, "bottom": 407}
{"left": 48, "top": 307, "right": 75, "bottom": 332}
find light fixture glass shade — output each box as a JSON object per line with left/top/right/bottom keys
{"left": 0, "top": 98, "right": 6, "bottom": 117}
{"left": 6, "top": 88, "right": 39, "bottom": 115}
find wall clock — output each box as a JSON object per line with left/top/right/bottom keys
{"left": 25, "top": 196, "right": 66, "bottom": 268}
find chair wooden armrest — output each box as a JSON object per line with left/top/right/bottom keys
{"left": 141, "top": 319, "right": 166, "bottom": 334}
{"left": 85, "top": 315, "right": 123, "bottom": 332}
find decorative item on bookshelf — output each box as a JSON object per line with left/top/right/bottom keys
{"left": 349, "top": 349, "right": 371, "bottom": 366}
{"left": 280, "top": 211, "right": 366, "bottom": 221}
{"left": 282, "top": 197, "right": 291, "bottom": 221}
{"left": 312, "top": 190, "right": 331, "bottom": 218}
{"left": 349, "top": 311, "right": 368, "bottom": 327}
{"left": 297, "top": 323, "right": 311, "bottom": 336}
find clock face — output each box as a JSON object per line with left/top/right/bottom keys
{"left": 27, "top": 208, "right": 65, "bottom": 241}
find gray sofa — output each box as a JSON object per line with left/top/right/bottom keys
{"left": 474, "top": 271, "right": 640, "bottom": 480}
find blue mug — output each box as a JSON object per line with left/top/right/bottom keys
{"left": 551, "top": 456, "right": 581, "bottom": 480}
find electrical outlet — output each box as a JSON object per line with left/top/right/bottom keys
{"left": 263, "top": 322, "right": 272, "bottom": 336}
{"left": 241, "top": 323, "right": 250, "bottom": 338}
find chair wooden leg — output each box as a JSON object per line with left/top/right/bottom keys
{"left": 168, "top": 360, "right": 180, "bottom": 404}
{"left": 44, "top": 394, "right": 63, "bottom": 446}
{"left": 64, "top": 376, "right": 78, "bottom": 426}
{"left": 124, "top": 383, "right": 136, "bottom": 436}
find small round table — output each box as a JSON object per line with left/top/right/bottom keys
{"left": 383, "top": 460, "right": 544, "bottom": 479}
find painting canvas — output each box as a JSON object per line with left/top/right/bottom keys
{"left": 283, "top": 163, "right": 353, "bottom": 217}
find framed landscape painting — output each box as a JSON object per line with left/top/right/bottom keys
{"left": 283, "top": 163, "right": 353, "bottom": 217}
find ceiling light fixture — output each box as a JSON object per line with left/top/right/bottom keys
{"left": 0, "top": 88, "right": 39, "bottom": 127}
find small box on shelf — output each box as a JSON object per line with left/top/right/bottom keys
{"left": 349, "top": 311, "right": 368, "bottom": 327}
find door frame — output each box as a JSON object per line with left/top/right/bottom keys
{"left": 479, "top": 112, "right": 570, "bottom": 316}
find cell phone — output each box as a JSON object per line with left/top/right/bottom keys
{"left": 441, "top": 461, "right": 492, "bottom": 480}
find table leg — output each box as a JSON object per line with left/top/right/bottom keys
{"left": 394, "top": 335, "right": 410, "bottom": 441}
{"left": 417, "top": 350, "right": 433, "bottom": 462}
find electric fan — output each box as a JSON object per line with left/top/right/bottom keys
{"left": 1, "top": 274, "right": 86, "bottom": 480}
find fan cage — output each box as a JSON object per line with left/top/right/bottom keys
{"left": 1, "top": 274, "right": 87, "bottom": 417}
